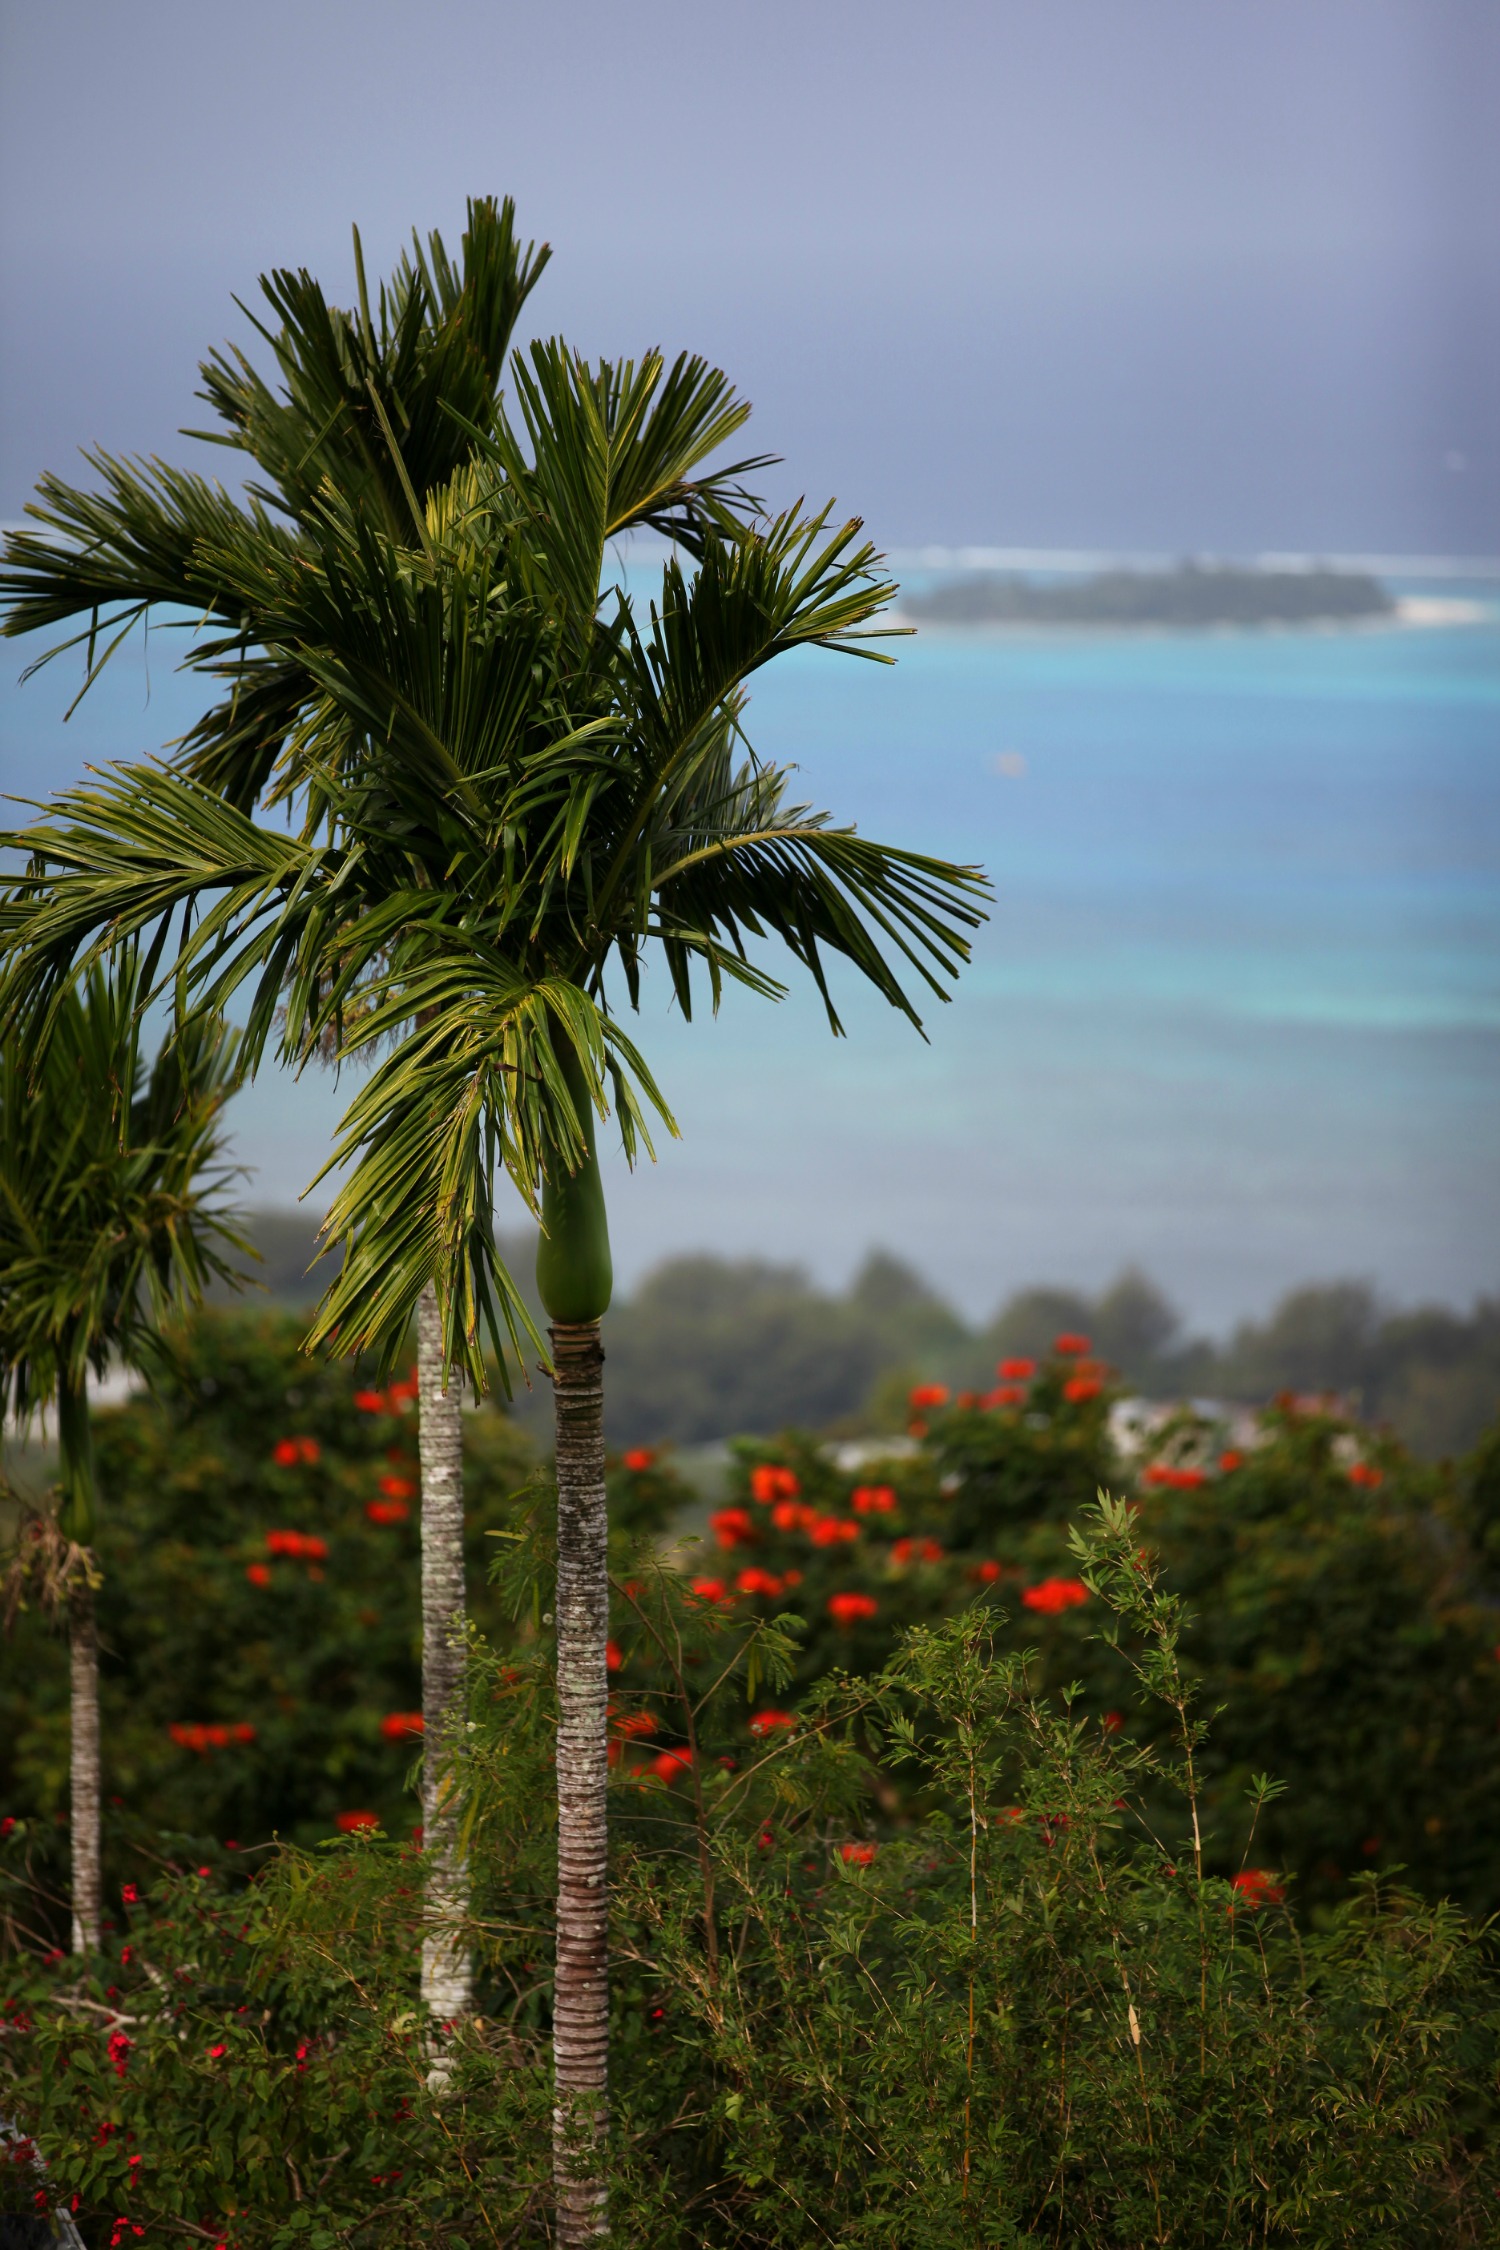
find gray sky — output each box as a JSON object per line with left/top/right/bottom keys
{"left": 3, "top": 0, "right": 1497, "bottom": 553}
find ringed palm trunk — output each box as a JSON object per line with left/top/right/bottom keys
{"left": 69, "top": 1579, "right": 101, "bottom": 1954}
{"left": 538, "top": 1029, "right": 614, "bottom": 2242}
{"left": 58, "top": 1373, "right": 101, "bottom": 1954}
{"left": 417, "top": 1284, "right": 472, "bottom": 2025}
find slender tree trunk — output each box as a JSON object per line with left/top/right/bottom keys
{"left": 70, "top": 1579, "right": 101, "bottom": 1955}
{"left": 417, "top": 1284, "right": 472, "bottom": 2025}
{"left": 551, "top": 1320, "right": 610, "bottom": 2243}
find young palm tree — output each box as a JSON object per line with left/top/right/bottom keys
{"left": 0, "top": 958, "right": 244, "bottom": 1950}
{"left": 0, "top": 198, "right": 552, "bottom": 2021}
{"left": 1, "top": 333, "right": 989, "bottom": 2236}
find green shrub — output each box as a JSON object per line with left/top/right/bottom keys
{"left": 3, "top": 1502, "right": 1496, "bottom": 2245}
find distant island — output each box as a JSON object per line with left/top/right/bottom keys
{"left": 899, "top": 562, "right": 1395, "bottom": 629}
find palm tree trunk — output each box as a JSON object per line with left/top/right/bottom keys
{"left": 550, "top": 1319, "right": 610, "bottom": 2243}
{"left": 69, "top": 1579, "right": 101, "bottom": 1954}
{"left": 417, "top": 1284, "right": 472, "bottom": 2024}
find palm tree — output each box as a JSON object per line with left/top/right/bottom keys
{"left": 0, "top": 198, "right": 551, "bottom": 2022}
{"left": 1, "top": 327, "right": 990, "bottom": 2237}
{"left": 0, "top": 957, "right": 244, "bottom": 1951}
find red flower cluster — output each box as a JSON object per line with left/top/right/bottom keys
{"left": 827, "top": 1592, "right": 878, "bottom": 1628}
{"left": 622, "top": 1447, "right": 656, "bottom": 1472}
{"left": 611, "top": 1710, "right": 659, "bottom": 1739}
{"left": 378, "top": 1473, "right": 416, "bottom": 1500}
{"left": 908, "top": 1383, "right": 950, "bottom": 1410}
{"left": 336, "top": 1811, "right": 379, "bottom": 1833}
{"left": 840, "top": 1841, "right": 877, "bottom": 1866}
{"left": 246, "top": 1563, "right": 272, "bottom": 1588}
{"left": 891, "top": 1537, "right": 944, "bottom": 1566}
{"left": 1053, "top": 1333, "right": 1092, "bottom": 1355}
{"left": 1021, "top": 1577, "right": 1090, "bottom": 1616}
{"left": 1347, "top": 1462, "right": 1384, "bottom": 1489}
{"left": 1219, "top": 1451, "right": 1244, "bottom": 1473}
{"left": 771, "top": 1498, "right": 816, "bottom": 1532}
{"left": 851, "top": 1484, "right": 897, "bottom": 1514}
{"left": 1142, "top": 1464, "right": 1206, "bottom": 1489}
{"left": 750, "top": 1464, "right": 800, "bottom": 1504}
{"left": 749, "top": 1709, "right": 796, "bottom": 1737}
{"left": 710, "top": 1506, "right": 756, "bottom": 1549}
{"left": 366, "top": 1498, "right": 411, "bottom": 1525}
{"left": 1063, "top": 1376, "right": 1103, "bottom": 1403}
{"left": 1230, "top": 1868, "right": 1284, "bottom": 1910}
{"left": 998, "top": 1357, "right": 1036, "bottom": 1380}
{"left": 272, "top": 1436, "right": 320, "bottom": 1467}
{"left": 651, "top": 1748, "right": 693, "bottom": 1784}
{"left": 379, "top": 1712, "right": 424, "bottom": 1741}
{"left": 984, "top": 1384, "right": 1027, "bottom": 1408}
{"left": 353, "top": 1371, "right": 420, "bottom": 1416}
{"left": 735, "top": 1567, "right": 785, "bottom": 1597}
{"left": 691, "top": 1578, "right": 733, "bottom": 1605}
{"left": 265, "top": 1530, "right": 328, "bottom": 1561}
{"left": 809, "top": 1515, "right": 860, "bottom": 1547}
{"left": 169, "top": 1722, "right": 255, "bottom": 1754}
{"left": 968, "top": 1559, "right": 1003, "bottom": 1583}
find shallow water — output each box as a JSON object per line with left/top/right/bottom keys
{"left": 2, "top": 574, "right": 1496, "bottom": 1330}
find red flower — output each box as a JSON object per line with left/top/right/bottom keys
{"left": 208, "top": 2042, "right": 226, "bottom": 2059}
{"left": 1142, "top": 1464, "right": 1205, "bottom": 1489}
{"left": 691, "top": 1578, "right": 731, "bottom": 1605}
{"left": 985, "top": 1384, "right": 1026, "bottom": 1408}
{"left": 891, "top": 1537, "right": 943, "bottom": 1566}
{"left": 365, "top": 1498, "right": 410, "bottom": 1525}
{"left": 611, "top": 1711, "right": 658, "bottom": 1739}
{"left": 783, "top": 1567, "right": 803, "bottom": 1587}
{"left": 908, "top": 1383, "right": 949, "bottom": 1409}
{"left": 1063, "top": 1377, "right": 1102, "bottom": 1403}
{"left": 1231, "top": 1868, "right": 1284, "bottom": 1910}
{"left": 970, "top": 1559, "right": 1003, "bottom": 1583}
{"left": 622, "top": 1448, "right": 656, "bottom": 1472}
{"left": 335, "top": 1810, "right": 379, "bottom": 1833}
{"left": 749, "top": 1710, "right": 796, "bottom": 1737}
{"left": 809, "top": 1515, "right": 860, "bottom": 1547}
{"left": 266, "top": 1530, "right": 327, "bottom": 1561}
{"left": 121, "top": 1883, "right": 138, "bottom": 1905}
{"left": 1102, "top": 1711, "right": 1124, "bottom": 1733}
{"left": 271, "top": 1439, "right": 300, "bottom": 1467}
{"left": 1053, "top": 1333, "right": 1091, "bottom": 1356}
{"left": 1021, "top": 1577, "right": 1090, "bottom": 1616}
{"left": 840, "top": 1841, "right": 877, "bottom": 1866}
{"left": 107, "top": 2030, "right": 132, "bottom": 2078}
{"left": 354, "top": 1390, "right": 387, "bottom": 1414}
{"left": 1219, "top": 1450, "right": 1244, "bottom": 1473}
{"left": 851, "top": 1484, "right": 897, "bottom": 1514}
{"left": 956, "top": 1391, "right": 978, "bottom": 1409}
{"left": 1348, "top": 1462, "right": 1384, "bottom": 1488}
{"left": 998, "top": 1357, "right": 1036, "bottom": 1380}
{"left": 827, "top": 1592, "right": 878, "bottom": 1628}
{"left": 378, "top": 1474, "right": 416, "bottom": 1500}
{"left": 771, "top": 1498, "right": 815, "bottom": 1532}
{"left": 246, "top": 1562, "right": 272, "bottom": 1588}
{"left": 735, "top": 1567, "right": 784, "bottom": 1597}
{"left": 380, "top": 1712, "right": 424, "bottom": 1741}
{"left": 232, "top": 1724, "right": 255, "bottom": 1744}
{"left": 606, "top": 1639, "right": 623, "bottom": 1671}
{"left": 750, "top": 1464, "right": 800, "bottom": 1504}
{"left": 650, "top": 1748, "right": 693, "bottom": 1784}
{"left": 711, "top": 1506, "right": 756, "bottom": 1549}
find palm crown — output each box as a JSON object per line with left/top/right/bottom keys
{"left": 1, "top": 208, "right": 989, "bottom": 1393}
{"left": 0, "top": 955, "right": 246, "bottom": 1540}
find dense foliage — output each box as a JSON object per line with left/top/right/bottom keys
{"left": 2, "top": 1507, "right": 1496, "bottom": 2246}
{"left": 4, "top": 1314, "right": 1499, "bottom": 2240}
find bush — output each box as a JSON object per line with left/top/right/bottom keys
{"left": 2, "top": 1502, "right": 1496, "bottom": 2245}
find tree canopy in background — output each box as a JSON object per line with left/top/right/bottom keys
{"left": 210, "top": 1214, "right": 1499, "bottom": 1458}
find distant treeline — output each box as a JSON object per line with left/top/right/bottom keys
{"left": 899, "top": 562, "right": 1394, "bottom": 629}
{"left": 218, "top": 1217, "right": 1497, "bottom": 1460}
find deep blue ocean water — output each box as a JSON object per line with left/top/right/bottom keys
{"left": 3, "top": 569, "right": 1497, "bottom": 1331}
